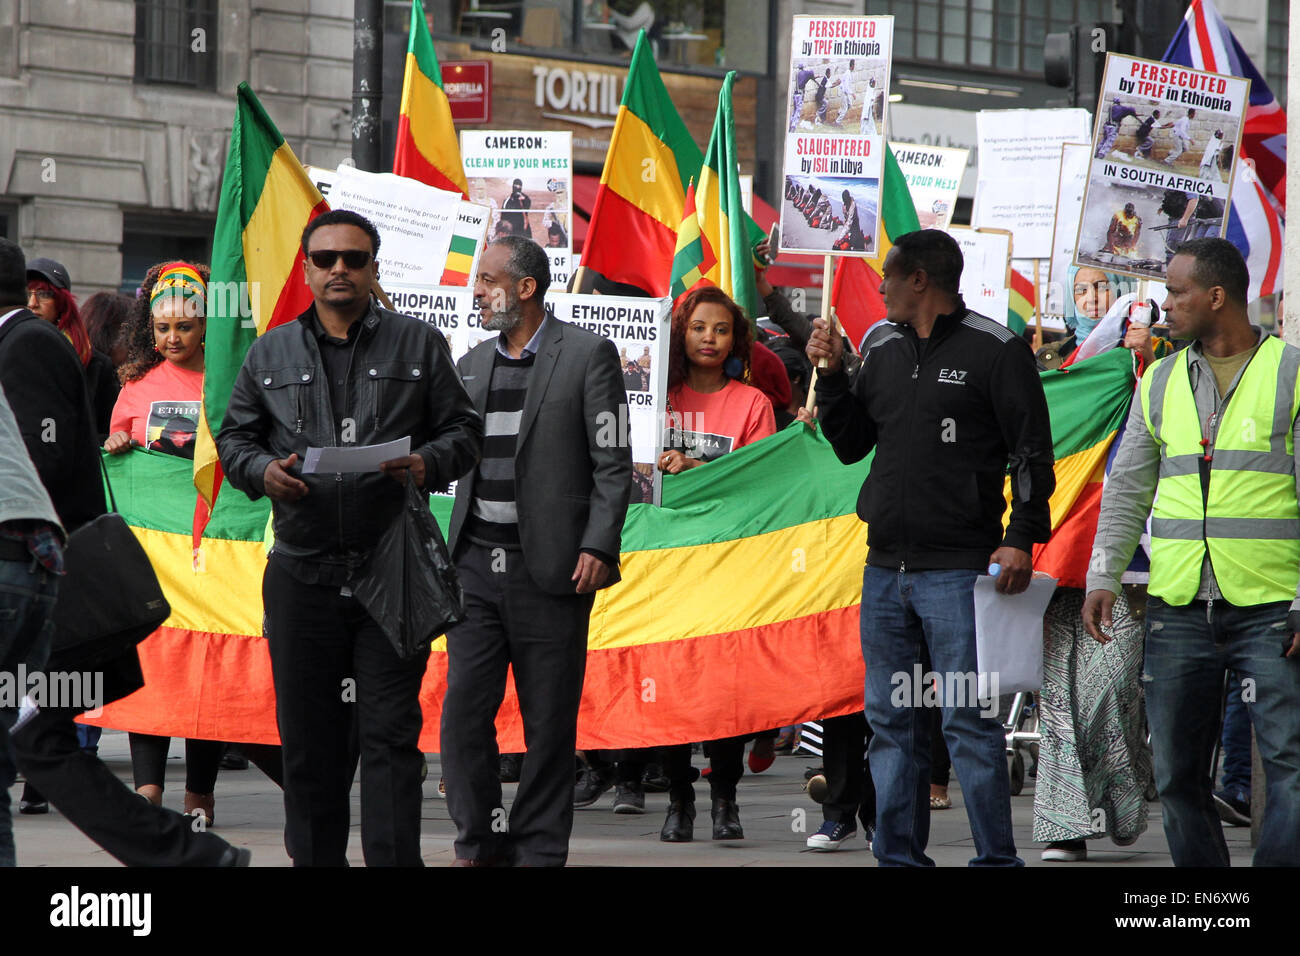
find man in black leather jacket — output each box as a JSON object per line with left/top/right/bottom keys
{"left": 217, "top": 210, "right": 482, "bottom": 866}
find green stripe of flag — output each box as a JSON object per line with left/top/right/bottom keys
{"left": 407, "top": 1, "right": 445, "bottom": 90}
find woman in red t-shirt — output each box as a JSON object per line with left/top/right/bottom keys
{"left": 105, "top": 262, "right": 227, "bottom": 824}
{"left": 105, "top": 262, "right": 207, "bottom": 459}
{"left": 659, "top": 287, "right": 775, "bottom": 474}
{"left": 655, "top": 287, "right": 775, "bottom": 845}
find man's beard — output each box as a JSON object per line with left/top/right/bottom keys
{"left": 480, "top": 291, "right": 525, "bottom": 332}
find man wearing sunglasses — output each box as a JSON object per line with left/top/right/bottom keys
{"left": 217, "top": 209, "right": 483, "bottom": 866}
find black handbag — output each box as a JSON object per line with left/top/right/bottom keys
{"left": 48, "top": 456, "right": 171, "bottom": 669}
{"left": 350, "top": 475, "right": 465, "bottom": 660}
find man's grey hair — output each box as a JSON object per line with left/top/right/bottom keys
{"left": 490, "top": 236, "right": 551, "bottom": 300}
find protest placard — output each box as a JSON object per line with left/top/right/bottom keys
{"left": 972, "top": 109, "right": 1091, "bottom": 259}
{"left": 780, "top": 14, "right": 893, "bottom": 258}
{"left": 1044, "top": 142, "right": 1093, "bottom": 327}
{"left": 890, "top": 142, "right": 968, "bottom": 231}
{"left": 385, "top": 284, "right": 671, "bottom": 506}
{"left": 461, "top": 130, "right": 574, "bottom": 287}
{"left": 306, "top": 165, "right": 489, "bottom": 289}
{"left": 949, "top": 226, "right": 1011, "bottom": 328}
{"left": 1074, "top": 53, "right": 1249, "bottom": 283}
{"left": 324, "top": 164, "right": 462, "bottom": 286}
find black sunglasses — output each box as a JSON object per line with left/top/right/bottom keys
{"left": 308, "top": 249, "right": 373, "bottom": 270}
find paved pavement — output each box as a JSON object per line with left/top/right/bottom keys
{"left": 8, "top": 729, "right": 1255, "bottom": 866}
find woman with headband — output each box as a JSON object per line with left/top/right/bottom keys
{"left": 105, "top": 261, "right": 225, "bottom": 823}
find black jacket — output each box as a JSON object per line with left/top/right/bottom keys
{"left": 815, "top": 304, "right": 1055, "bottom": 571}
{"left": 0, "top": 310, "right": 107, "bottom": 533}
{"left": 217, "top": 301, "right": 482, "bottom": 567}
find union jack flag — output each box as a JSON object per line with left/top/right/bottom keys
{"left": 1162, "top": 0, "right": 1285, "bottom": 301}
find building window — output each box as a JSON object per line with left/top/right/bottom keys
{"left": 134, "top": 0, "right": 218, "bottom": 89}
{"left": 1267, "top": 0, "right": 1288, "bottom": 107}
{"left": 884, "top": 0, "right": 1108, "bottom": 77}
{"left": 0, "top": 203, "right": 16, "bottom": 242}
{"left": 120, "top": 214, "right": 213, "bottom": 294}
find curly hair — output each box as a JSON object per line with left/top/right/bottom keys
{"left": 667, "top": 286, "right": 753, "bottom": 391}
{"left": 27, "top": 278, "right": 92, "bottom": 366}
{"left": 119, "top": 261, "right": 210, "bottom": 385}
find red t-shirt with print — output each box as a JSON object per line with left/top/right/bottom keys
{"left": 666, "top": 379, "right": 777, "bottom": 462}
{"left": 109, "top": 360, "right": 204, "bottom": 459}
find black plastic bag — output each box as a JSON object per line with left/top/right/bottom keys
{"left": 350, "top": 475, "right": 465, "bottom": 660}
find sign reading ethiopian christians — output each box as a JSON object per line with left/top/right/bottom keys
{"left": 890, "top": 142, "right": 968, "bottom": 231}
{"left": 1074, "top": 53, "right": 1249, "bottom": 282}
{"left": 460, "top": 130, "right": 574, "bottom": 288}
{"left": 383, "top": 285, "right": 671, "bottom": 506}
{"left": 780, "top": 14, "right": 893, "bottom": 257}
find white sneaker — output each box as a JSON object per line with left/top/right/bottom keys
{"left": 1041, "top": 840, "right": 1087, "bottom": 861}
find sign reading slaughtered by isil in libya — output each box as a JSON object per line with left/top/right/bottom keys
{"left": 1075, "top": 53, "right": 1249, "bottom": 283}
{"left": 460, "top": 130, "right": 574, "bottom": 288}
{"left": 781, "top": 14, "right": 893, "bottom": 257}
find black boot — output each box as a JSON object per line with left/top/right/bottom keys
{"left": 660, "top": 800, "right": 696, "bottom": 842}
{"left": 711, "top": 797, "right": 743, "bottom": 840}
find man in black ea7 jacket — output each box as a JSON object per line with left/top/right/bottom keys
{"left": 808, "top": 229, "right": 1054, "bottom": 867}
{"left": 217, "top": 210, "right": 482, "bottom": 867}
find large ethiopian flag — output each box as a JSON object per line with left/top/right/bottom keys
{"left": 93, "top": 350, "right": 1134, "bottom": 749}
{"left": 393, "top": 2, "right": 468, "bottom": 197}
{"left": 193, "top": 83, "right": 327, "bottom": 544}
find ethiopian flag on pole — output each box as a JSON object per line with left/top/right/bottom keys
{"left": 668, "top": 178, "right": 714, "bottom": 299}
{"left": 686, "top": 71, "right": 759, "bottom": 320}
{"left": 393, "top": 2, "right": 468, "bottom": 197}
{"left": 192, "top": 83, "right": 327, "bottom": 545}
{"left": 575, "top": 32, "right": 762, "bottom": 297}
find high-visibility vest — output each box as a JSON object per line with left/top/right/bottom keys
{"left": 1139, "top": 336, "right": 1300, "bottom": 606}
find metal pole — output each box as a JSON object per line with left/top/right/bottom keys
{"left": 352, "top": 0, "right": 384, "bottom": 171}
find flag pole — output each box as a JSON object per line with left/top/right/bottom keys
{"left": 806, "top": 255, "right": 838, "bottom": 411}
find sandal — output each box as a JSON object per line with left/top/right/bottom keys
{"left": 929, "top": 794, "right": 952, "bottom": 810}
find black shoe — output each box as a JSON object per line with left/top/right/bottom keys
{"left": 660, "top": 800, "right": 696, "bottom": 842}
{"left": 1213, "top": 789, "right": 1251, "bottom": 827}
{"left": 219, "top": 744, "right": 249, "bottom": 771}
{"left": 18, "top": 783, "right": 48, "bottom": 815}
{"left": 573, "top": 765, "right": 614, "bottom": 808}
{"left": 498, "top": 753, "right": 523, "bottom": 784}
{"left": 218, "top": 845, "right": 252, "bottom": 867}
{"left": 613, "top": 781, "right": 646, "bottom": 814}
{"left": 641, "top": 763, "right": 670, "bottom": 793}
{"left": 711, "top": 797, "right": 744, "bottom": 840}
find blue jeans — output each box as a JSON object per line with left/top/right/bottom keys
{"left": 861, "top": 566, "right": 1021, "bottom": 866}
{"left": 1219, "top": 670, "right": 1252, "bottom": 800}
{"left": 0, "top": 557, "right": 60, "bottom": 867}
{"left": 1145, "top": 596, "right": 1300, "bottom": 866}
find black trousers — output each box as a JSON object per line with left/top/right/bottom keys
{"left": 11, "top": 707, "right": 234, "bottom": 866}
{"left": 821, "top": 711, "right": 876, "bottom": 828}
{"left": 129, "top": 734, "right": 222, "bottom": 793}
{"left": 441, "top": 542, "right": 594, "bottom": 866}
{"left": 664, "top": 736, "right": 747, "bottom": 803}
{"left": 263, "top": 555, "right": 428, "bottom": 867}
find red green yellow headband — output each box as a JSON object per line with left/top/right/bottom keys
{"left": 150, "top": 262, "right": 206, "bottom": 312}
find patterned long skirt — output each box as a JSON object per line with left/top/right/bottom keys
{"left": 1032, "top": 587, "right": 1152, "bottom": 844}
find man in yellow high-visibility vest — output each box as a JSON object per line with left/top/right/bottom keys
{"left": 1083, "top": 238, "right": 1300, "bottom": 867}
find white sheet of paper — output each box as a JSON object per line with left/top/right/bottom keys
{"left": 301, "top": 436, "right": 411, "bottom": 474}
{"left": 973, "top": 573, "right": 1057, "bottom": 697}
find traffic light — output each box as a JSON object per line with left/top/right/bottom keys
{"left": 1044, "top": 23, "right": 1120, "bottom": 107}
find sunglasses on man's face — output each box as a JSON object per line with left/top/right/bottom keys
{"left": 308, "top": 249, "right": 373, "bottom": 270}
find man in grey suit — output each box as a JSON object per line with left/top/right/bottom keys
{"left": 443, "top": 236, "right": 632, "bottom": 866}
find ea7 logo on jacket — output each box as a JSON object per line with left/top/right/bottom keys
{"left": 937, "top": 368, "right": 968, "bottom": 385}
